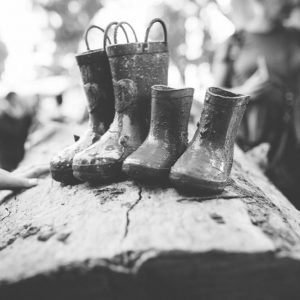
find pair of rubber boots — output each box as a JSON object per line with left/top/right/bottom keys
{"left": 124, "top": 87, "right": 249, "bottom": 193}
{"left": 50, "top": 19, "right": 169, "bottom": 184}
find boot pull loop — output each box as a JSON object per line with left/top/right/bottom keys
{"left": 84, "top": 25, "right": 111, "bottom": 51}
{"left": 144, "top": 18, "right": 168, "bottom": 44}
{"left": 114, "top": 21, "right": 138, "bottom": 44}
{"left": 103, "top": 21, "right": 130, "bottom": 49}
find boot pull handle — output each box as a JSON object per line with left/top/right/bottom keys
{"left": 144, "top": 18, "right": 167, "bottom": 44}
{"left": 103, "top": 21, "right": 130, "bottom": 49}
{"left": 114, "top": 21, "right": 138, "bottom": 44}
{"left": 84, "top": 25, "right": 111, "bottom": 51}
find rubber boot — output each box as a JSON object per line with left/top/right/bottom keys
{"left": 170, "top": 87, "right": 249, "bottom": 193}
{"left": 72, "top": 19, "right": 169, "bottom": 183}
{"left": 50, "top": 26, "right": 114, "bottom": 184}
{"left": 122, "top": 85, "right": 194, "bottom": 183}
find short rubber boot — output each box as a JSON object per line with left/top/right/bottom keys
{"left": 50, "top": 26, "right": 114, "bottom": 184}
{"left": 122, "top": 85, "right": 194, "bottom": 183}
{"left": 170, "top": 87, "right": 249, "bottom": 193}
{"left": 72, "top": 19, "right": 169, "bottom": 183}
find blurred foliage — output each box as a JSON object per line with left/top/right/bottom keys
{"left": 152, "top": 0, "right": 220, "bottom": 84}
{"left": 30, "top": 0, "right": 224, "bottom": 81}
{"left": 152, "top": 0, "right": 300, "bottom": 84}
{"left": 28, "top": 0, "right": 300, "bottom": 82}
{"left": 32, "top": 0, "right": 103, "bottom": 74}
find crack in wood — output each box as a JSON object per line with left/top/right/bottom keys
{"left": 123, "top": 184, "right": 143, "bottom": 240}
{"left": 93, "top": 187, "right": 125, "bottom": 197}
{"left": 0, "top": 207, "right": 11, "bottom": 221}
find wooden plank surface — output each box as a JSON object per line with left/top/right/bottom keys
{"left": 1, "top": 124, "right": 300, "bottom": 300}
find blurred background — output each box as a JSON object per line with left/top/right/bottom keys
{"left": 0, "top": 0, "right": 239, "bottom": 170}
{"left": 1, "top": 0, "right": 300, "bottom": 118}
{"left": 1, "top": 0, "right": 300, "bottom": 169}
{"left": 0, "top": 0, "right": 237, "bottom": 110}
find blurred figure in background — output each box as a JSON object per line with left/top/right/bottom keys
{"left": 0, "top": 92, "right": 36, "bottom": 171}
{"left": 0, "top": 38, "right": 48, "bottom": 189}
{"left": 0, "top": 40, "right": 36, "bottom": 171}
{"left": 213, "top": 0, "right": 300, "bottom": 207}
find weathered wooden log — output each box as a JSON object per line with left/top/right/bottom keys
{"left": 1, "top": 124, "right": 300, "bottom": 300}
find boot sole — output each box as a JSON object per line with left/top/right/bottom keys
{"left": 50, "top": 167, "right": 82, "bottom": 185}
{"left": 169, "top": 171, "right": 226, "bottom": 194}
{"left": 122, "top": 163, "right": 170, "bottom": 184}
{"left": 72, "top": 162, "right": 124, "bottom": 183}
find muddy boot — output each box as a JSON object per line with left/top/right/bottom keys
{"left": 50, "top": 25, "right": 114, "bottom": 184}
{"left": 170, "top": 87, "right": 249, "bottom": 193}
{"left": 109, "top": 18, "right": 169, "bottom": 136}
{"left": 122, "top": 85, "right": 193, "bottom": 183}
{"left": 72, "top": 19, "right": 169, "bottom": 183}
{"left": 73, "top": 78, "right": 143, "bottom": 182}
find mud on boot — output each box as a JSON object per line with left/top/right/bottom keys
{"left": 73, "top": 19, "right": 169, "bottom": 183}
{"left": 50, "top": 25, "right": 115, "bottom": 184}
{"left": 72, "top": 78, "right": 143, "bottom": 182}
{"left": 170, "top": 87, "right": 249, "bottom": 193}
{"left": 123, "top": 85, "right": 193, "bottom": 183}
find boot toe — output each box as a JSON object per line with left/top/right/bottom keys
{"left": 73, "top": 151, "right": 123, "bottom": 183}
{"left": 123, "top": 160, "right": 170, "bottom": 183}
{"left": 123, "top": 148, "right": 176, "bottom": 183}
{"left": 50, "top": 149, "right": 79, "bottom": 184}
{"left": 50, "top": 146, "right": 75, "bottom": 168}
{"left": 73, "top": 151, "right": 99, "bottom": 182}
{"left": 170, "top": 162, "right": 227, "bottom": 194}
{"left": 170, "top": 171, "right": 226, "bottom": 194}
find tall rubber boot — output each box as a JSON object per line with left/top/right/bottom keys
{"left": 50, "top": 25, "right": 115, "bottom": 184}
{"left": 73, "top": 19, "right": 169, "bottom": 183}
{"left": 170, "top": 87, "right": 249, "bottom": 193}
{"left": 122, "top": 85, "right": 193, "bottom": 183}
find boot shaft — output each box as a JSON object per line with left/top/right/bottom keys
{"left": 107, "top": 19, "right": 169, "bottom": 99}
{"left": 112, "top": 78, "right": 142, "bottom": 141}
{"left": 107, "top": 42, "right": 169, "bottom": 91}
{"left": 107, "top": 42, "right": 168, "bottom": 134}
{"left": 149, "top": 85, "right": 193, "bottom": 147}
{"left": 106, "top": 19, "right": 169, "bottom": 136}
{"left": 195, "top": 87, "right": 249, "bottom": 148}
{"left": 76, "top": 49, "right": 115, "bottom": 131}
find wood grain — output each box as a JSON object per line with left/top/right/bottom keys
{"left": 1, "top": 124, "right": 300, "bottom": 300}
